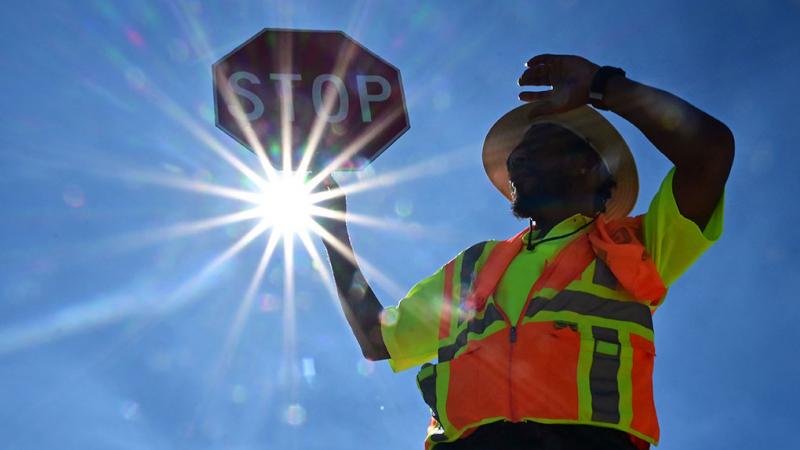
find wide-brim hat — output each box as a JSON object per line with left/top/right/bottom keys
{"left": 482, "top": 104, "right": 638, "bottom": 219}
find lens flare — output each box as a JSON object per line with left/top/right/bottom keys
{"left": 256, "top": 171, "right": 315, "bottom": 237}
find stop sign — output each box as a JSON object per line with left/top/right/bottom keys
{"left": 212, "top": 28, "right": 409, "bottom": 171}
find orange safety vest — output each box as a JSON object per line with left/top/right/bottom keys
{"left": 417, "top": 214, "right": 667, "bottom": 449}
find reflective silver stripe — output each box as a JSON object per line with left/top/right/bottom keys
{"left": 457, "top": 242, "right": 488, "bottom": 327}
{"left": 592, "top": 257, "right": 619, "bottom": 290}
{"left": 438, "top": 302, "right": 504, "bottom": 362}
{"left": 589, "top": 326, "right": 621, "bottom": 424}
{"left": 524, "top": 290, "right": 653, "bottom": 330}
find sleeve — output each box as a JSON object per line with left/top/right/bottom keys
{"left": 643, "top": 166, "right": 726, "bottom": 287}
{"left": 380, "top": 260, "right": 453, "bottom": 373}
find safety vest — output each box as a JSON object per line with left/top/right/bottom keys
{"left": 417, "top": 214, "right": 667, "bottom": 449}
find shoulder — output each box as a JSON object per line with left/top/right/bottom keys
{"left": 440, "top": 240, "right": 498, "bottom": 282}
{"left": 462, "top": 240, "right": 493, "bottom": 258}
{"left": 638, "top": 167, "right": 725, "bottom": 286}
{"left": 445, "top": 240, "right": 495, "bottom": 264}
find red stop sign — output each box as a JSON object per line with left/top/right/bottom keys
{"left": 212, "top": 29, "right": 409, "bottom": 171}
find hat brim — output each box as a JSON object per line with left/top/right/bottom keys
{"left": 482, "top": 104, "right": 638, "bottom": 219}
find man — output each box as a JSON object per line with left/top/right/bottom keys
{"left": 319, "top": 54, "right": 733, "bottom": 449}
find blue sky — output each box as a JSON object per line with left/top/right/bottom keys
{"left": 1, "top": 1, "right": 799, "bottom": 449}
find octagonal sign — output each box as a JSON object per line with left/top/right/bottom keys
{"left": 213, "top": 28, "right": 409, "bottom": 171}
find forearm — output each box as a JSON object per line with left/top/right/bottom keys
{"left": 603, "top": 76, "right": 734, "bottom": 170}
{"left": 322, "top": 225, "right": 390, "bottom": 360}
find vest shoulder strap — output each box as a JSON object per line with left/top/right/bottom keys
{"left": 465, "top": 230, "right": 525, "bottom": 312}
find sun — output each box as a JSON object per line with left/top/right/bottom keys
{"left": 256, "top": 171, "right": 316, "bottom": 237}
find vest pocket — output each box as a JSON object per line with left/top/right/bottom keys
{"left": 629, "top": 333, "right": 658, "bottom": 441}
{"left": 446, "top": 331, "right": 511, "bottom": 430}
{"left": 514, "top": 321, "right": 581, "bottom": 420}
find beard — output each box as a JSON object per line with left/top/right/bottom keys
{"left": 511, "top": 191, "right": 561, "bottom": 219}
{"left": 510, "top": 175, "right": 574, "bottom": 219}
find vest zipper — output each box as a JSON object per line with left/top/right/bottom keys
{"left": 501, "top": 294, "right": 538, "bottom": 423}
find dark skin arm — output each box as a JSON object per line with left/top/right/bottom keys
{"left": 519, "top": 54, "right": 734, "bottom": 230}
{"left": 316, "top": 179, "right": 390, "bottom": 361}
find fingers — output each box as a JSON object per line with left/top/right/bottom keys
{"left": 518, "top": 90, "right": 552, "bottom": 103}
{"left": 518, "top": 64, "right": 551, "bottom": 87}
{"left": 519, "top": 57, "right": 556, "bottom": 113}
{"left": 526, "top": 53, "right": 558, "bottom": 68}
{"left": 519, "top": 90, "right": 560, "bottom": 117}
{"left": 518, "top": 54, "right": 583, "bottom": 116}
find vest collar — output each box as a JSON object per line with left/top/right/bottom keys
{"left": 521, "top": 213, "right": 596, "bottom": 248}
{"left": 466, "top": 214, "right": 667, "bottom": 313}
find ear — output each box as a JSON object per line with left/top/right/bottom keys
{"left": 509, "top": 180, "right": 517, "bottom": 202}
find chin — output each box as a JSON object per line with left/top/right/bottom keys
{"left": 512, "top": 194, "right": 589, "bottom": 221}
{"left": 511, "top": 194, "right": 555, "bottom": 219}
{"left": 511, "top": 203, "right": 533, "bottom": 219}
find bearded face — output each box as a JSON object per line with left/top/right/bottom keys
{"left": 507, "top": 123, "right": 614, "bottom": 220}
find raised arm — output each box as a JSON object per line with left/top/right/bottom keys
{"left": 315, "top": 178, "right": 390, "bottom": 361}
{"left": 603, "top": 74, "right": 733, "bottom": 231}
{"left": 519, "top": 54, "right": 734, "bottom": 230}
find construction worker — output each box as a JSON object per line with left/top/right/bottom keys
{"left": 319, "top": 54, "right": 733, "bottom": 449}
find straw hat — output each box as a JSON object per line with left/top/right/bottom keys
{"left": 482, "top": 104, "right": 638, "bottom": 219}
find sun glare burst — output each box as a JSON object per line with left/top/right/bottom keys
{"left": 256, "top": 171, "right": 317, "bottom": 237}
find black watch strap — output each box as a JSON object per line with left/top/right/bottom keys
{"left": 588, "top": 66, "right": 626, "bottom": 110}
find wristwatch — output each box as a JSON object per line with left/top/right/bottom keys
{"left": 588, "top": 66, "right": 626, "bottom": 110}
